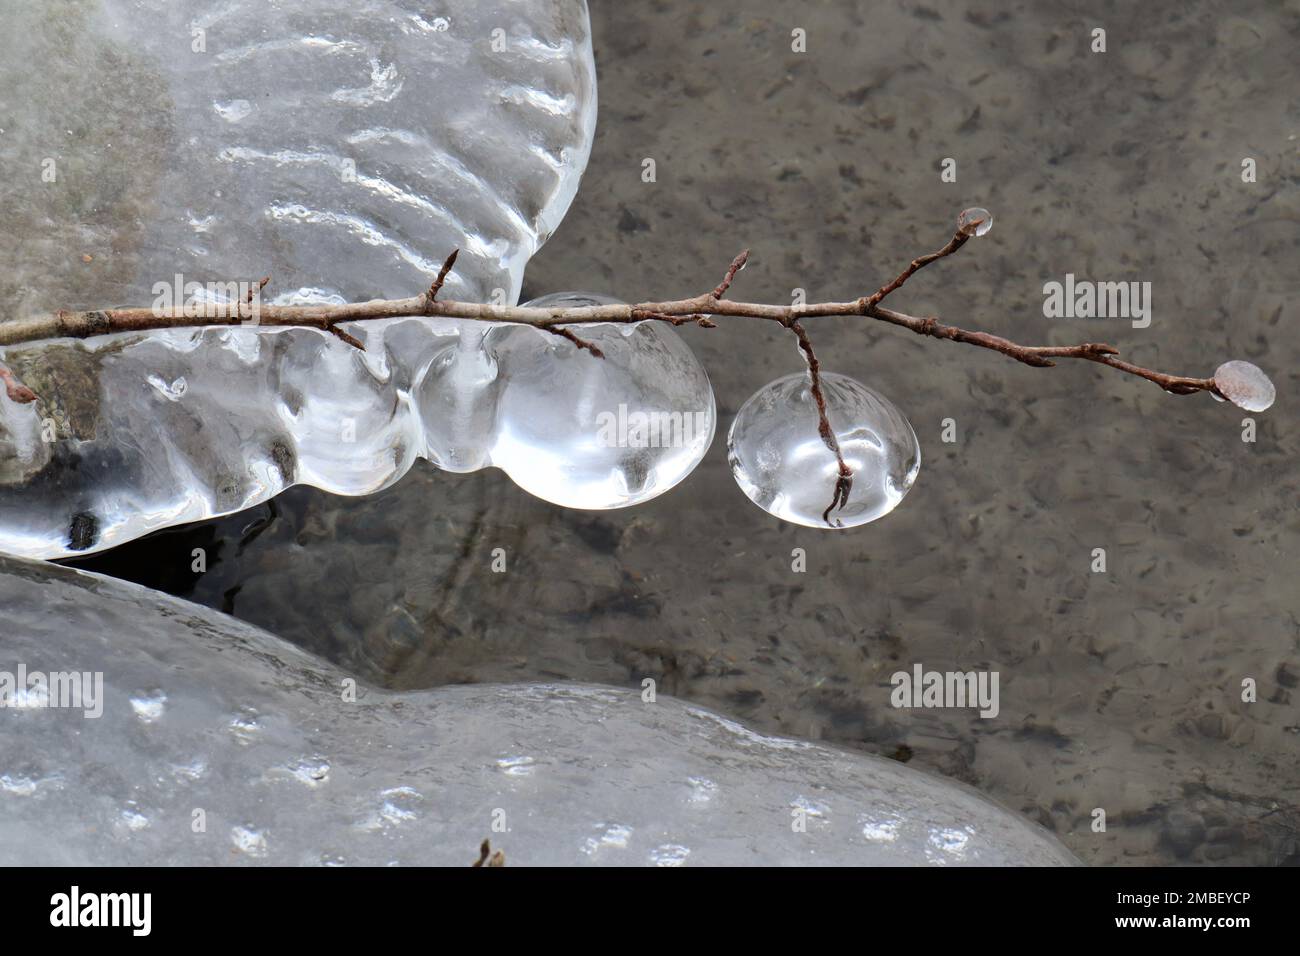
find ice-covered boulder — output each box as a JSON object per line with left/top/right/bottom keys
{"left": 0, "top": 1, "right": 716, "bottom": 562}
{"left": 0, "top": 556, "right": 1077, "bottom": 866}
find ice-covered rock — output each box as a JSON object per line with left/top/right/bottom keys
{"left": 0, "top": 556, "right": 1078, "bottom": 866}
{"left": 0, "top": 2, "right": 717, "bottom": 558}
{"left": 1, "top": 0, "right": 596, "bottom": 311}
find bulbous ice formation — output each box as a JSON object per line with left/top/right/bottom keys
{"left": 727, "top": 371, "right": 920, "bottom": 529}
{"left": 493, "top": 294, "right": 715, "bottom": 510}
{"left": 0, "top": 303, "right": 717, "bottom": 558}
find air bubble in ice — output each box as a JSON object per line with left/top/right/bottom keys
{"left": 146, "top": 375, "right": 186, "bottom": 402}
{"left": 284, "top": 757, "right": 331, "bottom": 787}
{"left": 650, "top": 844, "right": 690, "bottom": 866}
{"left": 129, "top": 691, "right": 166, "bottom": 722}
{"left": 231, "top": 825, "right": 268, "bottom": 857}
{"left": 118, "top": 806, "right": 150, "bottom": 832}
{"left": 213, "top": 99, "right": 252, "bottom": 123}
{"left": 727, "top": 371, "right": 920, "bottom": 529}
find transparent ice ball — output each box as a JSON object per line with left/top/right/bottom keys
{"left": 727, "top": 372, "right": 920, "bottom": 529}
{"left": 958, "top": 207, "right": 993, "bottom": 237}
{"left": 1213, "top": 360, "right": 1275, "bottom": 412}
{"left": 490, "top": 293, "right": 716, "bottom": 510}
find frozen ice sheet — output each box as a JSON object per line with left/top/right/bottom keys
{"left": 0, "top": 556, "right": 1077, "bottom": 866}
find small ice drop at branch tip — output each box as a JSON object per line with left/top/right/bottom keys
{"left": 1213, "top": 360, "right": 1275, "bottom": 412}
{"left": 957, "top": 207, "right": 993, "bottom": 238}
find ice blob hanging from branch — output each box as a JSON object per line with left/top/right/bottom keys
{"left": 0, "top": 208, "right": 1275, "bottom": 530}
{"left": 493, "top": 291, "right": 716, "bottom": 510}
{"left": 728, "top": 372, "right": 920, "bottom": 529}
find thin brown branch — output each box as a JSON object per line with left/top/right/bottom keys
{"left": 787, "top": 319, "right": 853, "bottom": 525}
{"left": 712, "top": 249, "right": 750, "bottom": 299}
{"left": 864, "top": 306, "right": 1217, "bottom": 394}
{"left": 0, "top": 269, "right": 1221, "bottom": 405}
{"left": 0, "top": 366, "right": 37, "bottom": 404}
{"left": 863, "top": 230, "right": 969, "bottom": 309}
{"left": 429, "top": 248, "right": 459, "bottom": 300}
{"left": 548, "top": 325, "right": 605, "bottom": 358}
{"left": 246, "top": 275, "right": 270, "bottom": 304}
{"left": 326, "top": 324, "right": 366, "bottom": 351}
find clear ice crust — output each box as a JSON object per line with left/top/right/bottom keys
{"left": 0, "top": 1, "right": 719, "bottom": 558}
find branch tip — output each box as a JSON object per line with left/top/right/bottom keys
{"left": 246, "top": 275, "right": 271, "bottom": 304}
{"left": 712, "top": 249, "right": 750, "bottom": 298}
{"left": 327, "top": 324, "right": 365, "bottom": 351}
{"left": 429, "top": 248, "right": 460, "bottom": 301}
{"left": 549, "top": 326, "right": 605, "bottom": 359}
{"left": 0, "top": 367, "right": 38, "bottom": 405}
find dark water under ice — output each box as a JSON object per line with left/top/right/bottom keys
{"left": 69, "top": 0, "right": 1300, "bottom": 866}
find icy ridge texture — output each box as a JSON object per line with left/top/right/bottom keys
{"left": 0, "top": 556, "right": 1079, "bottom": 866}
{"left": 0, "top": 1, "right": 715, "bottom": 558}
{"left": 1, "top": 0, "right": 596, "bottom": 311}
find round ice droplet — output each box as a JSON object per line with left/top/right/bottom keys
{"left": 728, "top": 372, "right": 919, "bottom": 529}
{"left": 1213, "top": 360, "right": 1275, "bottom": 412}
{"left": 957, "top": 207, "right": 993, "bottom": 237}
{"left": 491, "top": 293, "right": 716, "bottom": 510}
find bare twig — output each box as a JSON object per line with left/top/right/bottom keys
{"left": 245, "top": 275, "right": 270, "bottom": 305}
{"left": 0, "top": 366, "right": 37, "bottom": 405}
{"left": 548, "top": 325, "right": 605, "bottom": 358}
{"left": 863, "top": 231, "right": 969, "bottom": 309}
{"left": 325, "top": 323, "right": 366, "bottom": 351}
{"left": 0, "top": 230, "right": 1220, "bottom": 405}
{"left": 865, "top": 306, "right": 1216, "bottom": 393}
{"left": 0, "top": 213, "right": 1249, "bottom": 525}
{"left": 429, "top": 248, "right": 459, "bottom": 301}
{"left": 0, "top": 262, "right": 1216, "bottom": 400}
{"left": 712, "top": 249, "right": 750, "bottom": 299}
{"left": 787, "top": 319, "right": 853, "bottom": 525}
